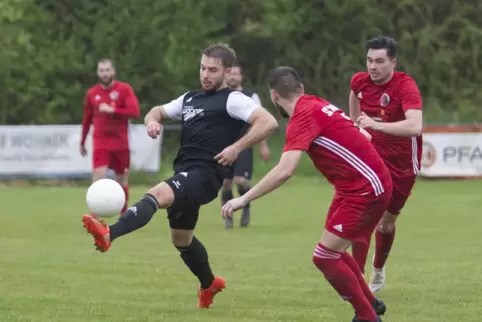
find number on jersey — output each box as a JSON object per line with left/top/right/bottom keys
{"left": 321, "top": 104, "right": 350, "bottom": 120}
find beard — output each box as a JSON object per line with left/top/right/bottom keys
{"left": 99, "top": 76, "right": 113, "bottom": 86}
{"left": 227, "top": 79, "right": 240, "bottom": 89}
{"left": 202, "top": 78, "right": 224, "bottom": 93}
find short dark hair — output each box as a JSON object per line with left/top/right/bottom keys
{"left": 366, "top": 36, "right": 397, "bottom": 58}
{"left": 267, "top": 66, "right": 303, "bottom": 98}
{"left": 98, "top": 58, "right": 115, "bottom": 68}
{"left": 203, "top": 43, "right": 237, "bottom": 68}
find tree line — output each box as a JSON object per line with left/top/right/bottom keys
{"left": 1, "top": 0, "right": 481, "bottom": 125}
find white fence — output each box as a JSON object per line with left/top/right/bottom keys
{"left": 0, "top": 125, "right": 162, "bottom": 179}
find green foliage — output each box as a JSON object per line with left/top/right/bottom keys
{"left": 1, "top": 0, "right": 481, "bottom": 125}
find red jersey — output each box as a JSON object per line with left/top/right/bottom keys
{"left": 283, "top": 95, "right": 391, "bottom": 197}
{"left": 81, "top": 81, "right": 140, "bottom": 150}
{"left": 350, "top": 71, "right": 423, "bottom": 178}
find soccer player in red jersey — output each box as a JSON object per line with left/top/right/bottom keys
{"left": 222, "top": 66, "right": 392, "bottom": 322}
{"left": 348, "top": 36, "right": 423, "bottom": 293}
{"left": 80, "top": 59, "right": 141, "bottom": 213}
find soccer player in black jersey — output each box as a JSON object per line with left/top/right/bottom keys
{"left": 82, "top": 44, "right": 278, "bottom": 308}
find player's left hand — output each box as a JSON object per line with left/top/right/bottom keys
{"left": 99, "top": 103, "right": 115, "bottom": 113}
{"left": 214, "top": 145, "right": 240, "bottom": 166}
{"left": 259, "top": 145, "right": 271, "bottom": 162}
{"left": 221, "top": 197, "right": 248, "bottom": 219}
{"left": 357, "top": 112, "right": 380, "bottom": 131}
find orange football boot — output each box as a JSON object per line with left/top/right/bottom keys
{"left": 82, "top": 214, "right": 111, "bottom": 252}
{"left": 197, "top": 276, "right": 226, "bottom": 308}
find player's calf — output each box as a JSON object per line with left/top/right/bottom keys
{"left": 171, "top": 230, "right": 224, "bottom": 308}
{"left": 312, "top": 231, "right": 378, "bottom": 322}
{"left": 108, "top": 182, "right": 174, "bottom": 242}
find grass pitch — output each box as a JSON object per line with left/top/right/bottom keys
{"left": 1, "top": 178, "right": 481, "bottom": 321}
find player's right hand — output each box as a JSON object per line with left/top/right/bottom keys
{"left": 222, "top": 197, "right": 248, "bottom": 219}
{"left": 146, "top": 122, "right": 162, "bottom": 139}
{"left": 80, "top": 145, "right": 87, "bottom": 157}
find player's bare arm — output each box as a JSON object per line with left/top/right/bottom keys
{"left": 358, "top": 109, "right": 423, "bottom": 137}
{"left": 215, "top": 105, "right": 278, "bottom": 167}
{"left": 80, "top": 92, "right": 93, "bottom": 156}
{"left": 221, "top": 150, "right": 302, "bottom": 218}
{"left": 144, "top": 106, "right": 169, "bottom": 139}
{"left": 349, "top": 90, "right": 361, "bottom": 121}
{"left": 231, "top": 108, "right": 277, "bottom": 151}
{"left": 145, "top": 93, "right": 185, "bottom": 139}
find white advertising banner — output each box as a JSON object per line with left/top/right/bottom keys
{"left": 0, "top": 125, "right": 161, "bottom": 178}
{"left": 420, "top": 132, "right": 482, "bottom": 177}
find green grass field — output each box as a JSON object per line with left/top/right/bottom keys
{"left": 1, "top": 178, "right": 481, "bottom": 322}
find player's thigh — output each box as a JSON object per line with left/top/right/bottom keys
{"left": 233, "top": 148, "right": 253, "bottom": 180}
{"left": 92, "top": 150, "right": 111, "bottom": 169}
{"left": 325, "top": 193, "right": 390, "bottom": 245}
{"left": 164, "top": 169, "right": 221, "bottom": 230}
{"left": 110, "top": 149, "right": 130, "bottom": 175}
{"left": 386, "top": 175, "right": 417, "bottom": 215}
{"left": 325, "top": 193, "right": 343, "bottom": 224}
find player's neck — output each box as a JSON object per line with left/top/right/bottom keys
{"left": 100, "top": 80, "right": 115, "bottom": 89}
{"left": 233, "top": 85, "right": 243, "bottom": 91}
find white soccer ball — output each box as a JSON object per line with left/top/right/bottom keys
{"left": 86, "top": 179, "right": 125, "bottom": 218}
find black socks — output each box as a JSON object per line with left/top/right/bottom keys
{"left": 176, "top": 236, "right": 215, "bottom": 289}
{"left": 109, "top": 194, "right": 159, "bottom": 241}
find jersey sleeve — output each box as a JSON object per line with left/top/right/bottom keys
{"left": 162, "top": 92, "right": 187, "bottom": 120}
{"left": 350, "top": 72, "right": 366, "bottom": 93}
{"left": 399, "top": 78, "right": 423, "bottom": 112}
{"left": 226, "top": 91, "right": 261, "bottom": 122}
{"left": 283, "top": 106, "right": 321, "bottom": 152}
{"left": 250, "top": 93, "right": 262, "bottom": 106}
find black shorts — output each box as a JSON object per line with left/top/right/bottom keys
{"left": 164, "top": 167, "right": 222, "bottom": 230}
{"left": 226, "top": 148, "right": 253, "bottom": 180}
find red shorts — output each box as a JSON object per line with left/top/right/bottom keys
{"left": 93, "top": 149, "right": 130, "bottom": 174}
{"left": 325, "top": 192, "right": 391, "bottom": 244}
{"left": 386, "top": 175, "right": 417, "bottom": 215}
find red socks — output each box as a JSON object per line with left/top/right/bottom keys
{"left": 121, "top": 184, "right": 129, "bottom": 214}
{"left": 351, "top": 241, "right": 371, "bottom": 275}
{"left": 312, "top": 243, "right": 377, "bottom": 321}
{"left": 341, "top": 252, "right": 375, "bottom": 304}
{"left": 374, "top": 227, "right": 396, "bottom": 269}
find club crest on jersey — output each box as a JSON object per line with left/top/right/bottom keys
{"left": 109, "top": 91, "right": 119, "bottom": 100}
{"left": 380, "top": 93, "right": 390, "bottom": 107}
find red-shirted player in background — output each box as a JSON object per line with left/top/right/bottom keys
{"left": 349, "top": 36, "right": 423, "bottom": 293}
{"left": 80, "top": 59, "right": 141, "bottom": 214}
{"left": 222, "top": 66, "right": 392, "bottom": 322}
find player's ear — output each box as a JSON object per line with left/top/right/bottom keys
{"left": 225, "top": 67, "right": 232, "bottom": 76}
{"left": 391, "top": 58, "right": 397, "bottom": 68}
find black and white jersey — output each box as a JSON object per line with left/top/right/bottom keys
{"left": 238, "top": 90, "right": 262, "bottom": 137}
{"left": 162, "top": 87, "right": 261, "bottom": 178}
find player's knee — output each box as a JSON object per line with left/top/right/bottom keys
{"left": 115, "top": 173, "right": 128, "bottom": 186}
{"left": 377, "top": 222, "right": 395, "bottom": 233}
{"left": 377, "top": 212, "right": 397, "bottom": 233}
{"left": 235, "top": 177, "right": 250, "bottom": 195}
{"left": 171, "top": 229, "right": 193, "bottom": 248}
{"left": 147, "top": 182, "right": 175, "bottom": 208}
{"left": 92, "top": 166, "right": 108, "bottom": 181}
{"left": 233, "top": 176, "right": 247, "bottom": 186}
